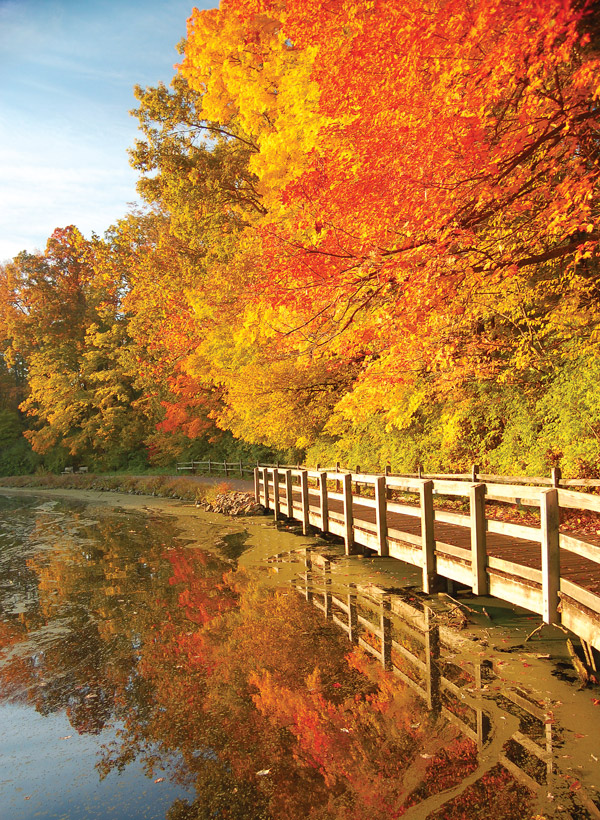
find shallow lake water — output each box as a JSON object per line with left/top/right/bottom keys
{"left": 1, "top": 492, "right": 599, "bottom": 819}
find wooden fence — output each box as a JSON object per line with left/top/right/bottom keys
{"left": 269, "top": 548, "right": 600, "bottom": 817}
{"left": 176, "top": 459, "right": 254, "bottom": 478}
{"left": 255, "top": 464, "right": 600, "bottom": 653}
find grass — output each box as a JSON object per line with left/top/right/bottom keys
{"left": 0, "top": 473, "right": 237, "bottom": 505}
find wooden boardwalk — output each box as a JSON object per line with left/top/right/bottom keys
{"left": 255, "top": 466, "right": 600, "bottom": 652}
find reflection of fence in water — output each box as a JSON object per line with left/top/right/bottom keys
{"left": 268, "top": 547, "right": 600, "bottom": 817}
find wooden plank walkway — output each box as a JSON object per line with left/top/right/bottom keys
{"left": 255, "top": 466, "right": 600, "bottom": 652}
{"left": 291, "top": 488, "right": 600, "bottom": 596}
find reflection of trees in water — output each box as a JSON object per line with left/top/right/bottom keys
{"left": 0, "top": 506, "right": 536, "bottom": 817}
{"left": 0, "top": 507, "right": 190, "bottom": 738}
{"left": 99, "top": 555, "right": 535, "bottom": 820}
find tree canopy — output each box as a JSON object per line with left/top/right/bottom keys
{"left": 1, "top": 0, "right": 599, "bottom": 475}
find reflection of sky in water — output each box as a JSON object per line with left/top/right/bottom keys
{"left": 1, "top": 703, "right": 191, "bottom": 820}
{"left": 0, "top": 497, "right": 194, "bottom": 820}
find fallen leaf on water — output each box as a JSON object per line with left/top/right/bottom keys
{"left": 154, "top": 778, "right": 164, "bottom": 784}
{"left": 256, "top": 769, "right": 271, "bottom": 776}
{"left": 574, "top": 733, "right": 586, "bottom": 738}
{"left": 60, "top": 735, "right": 72, "bottom": 740}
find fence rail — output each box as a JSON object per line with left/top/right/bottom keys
{"left": 255, "top": 463, "right": 600, "bottom": 653}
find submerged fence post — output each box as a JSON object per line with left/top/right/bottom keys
{"left": 470, "top": 483, "right": 487, "bottom": 595}
{"left": 348, "top": 583, "right": 358, "bottom": 643}
{"left": 424, "top": 607, "right": 441, "bottom": 713}
{"left": 320, "top": 471, "right": 329, "bottom": 533}
{"left": 300, "top": 470, "right": 310, "bottom": 535}
{"left": 324, "top": 558, "right": 332, "bottom": 618}
{"left": 420, "top": 480, "right": 437, "bottom": 593}
{"left": 380, "top": 593, "right": 392, "bottom": 670}
{"left": 541, "top": 488, "right": 560, "bottom": 624}
{"left": 475, "top": 660, "right": 492, "bottom": 749}
{"left": 304, "top": 548, "right": 313, "bottom": 603}
{"left": 285, "top": 469, "right": 294, "bottom": 518}
{"left": 375, "top": 476, "right": 388, "bottom": 556}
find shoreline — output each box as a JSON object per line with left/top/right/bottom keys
{"left": 0, "top": 484, "right": 249, "bottom": 549}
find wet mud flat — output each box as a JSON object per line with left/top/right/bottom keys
{"left": 0, "top": 488, "right": 599, "bottom": 819}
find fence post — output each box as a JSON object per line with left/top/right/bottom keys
{"left": 262, "top": 467, "right": 270, "bottom": 510}
{"left": 541, "top": 488, "right": 560, "bottom": 624}
{"left": 420, "top": 480, "right": 437, "bottom": 593}
{"left": 286, "top": 469, "right": 294, "bottom": 518}
{"left": 319, "top": 471, "right": 329, "bottom": 533}
{"left": 336, "top": 462, "right": 341, "bottom": 494}
{"left": 254, "top": 467, "right": 260, "bottom": 503}
{"left": 470, "top": 483, "right": 487, "bottom": 595}
{"left": 380, "top": 593, "right": 392, "bottom": 670}
{"left": 239, "top": 460, "right": 243, "bottom": 478}
{"left": 375, "top": 476, "right": 388, "bottom": 556}
{"left": 300, "top": 470, "right": 310, "bottom": 535}
{"left": 552, "top": 466, "right": 562, "bottom": 488}
{"left": 342, "top": 473, "right": 356, "bottom": 554}
{"left": 208, "top": 458, "right": 212, "bottom": 475}
{"left": 471, "top": 463, "right": 479, "bottom": 482}
{"left": 385, "top": 463, "right": 392, "bottom": 500}
{"left": 355, "top": 465, "right": 361, "bottom": 495}
{"left": 273, "top": 467, "right": 280, "bottom": 522}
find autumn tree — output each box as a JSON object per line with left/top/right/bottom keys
{"left": 170, "top": 0, "right": 600, "bottom": 472}
{"left": 1, "top": 226, "right": 153, "bottom": 469}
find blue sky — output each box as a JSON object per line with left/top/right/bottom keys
{"left": 0, "top": 0, "right": 216, "bottom": 261}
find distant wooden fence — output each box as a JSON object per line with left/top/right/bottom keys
{"left": 255, "top": 463, "right": 600, "bottom": 652}
{"left": 176, "top": 459, "right": 254, "bottom": 478}
{"left": 270, "top": 548, "right": 600, "bottom": 817}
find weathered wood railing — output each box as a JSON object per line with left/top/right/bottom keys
{"left": 256, "top": 465, "right": 600, "bottom": 652}
{"left": 271, "top": 549, "right": 600, "bottom": 815}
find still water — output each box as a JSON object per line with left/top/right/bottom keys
{"left": 0, "top": 492, "right": 599, "bottom": 820}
